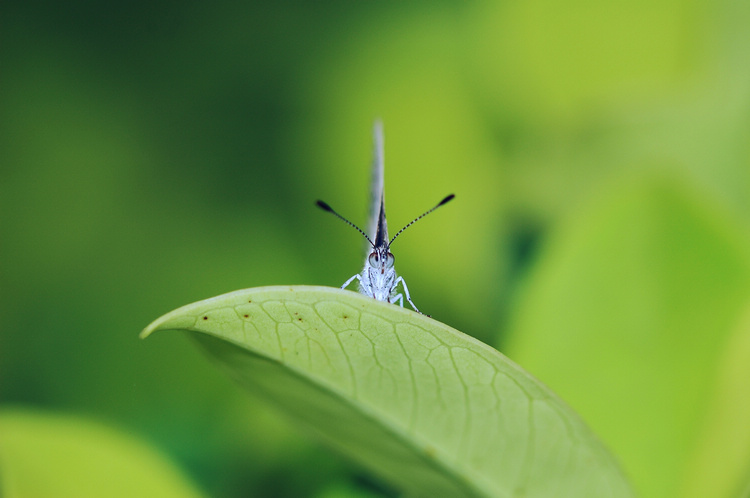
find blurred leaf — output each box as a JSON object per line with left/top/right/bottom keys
{"left": 680, "top": 303, "right": 750, "bottom": 498}
{"left": 506, "top": 174, "right": 750, "bottom": 497}
{"left": 466, "top": 0, "right": 698, "bottom": 120}
{"left": 313, "top": 480, "right": 392, "bottom": 498}
{"left": 142, "top": 286, "right": 633, "bottom": 497}
{"left": 0, "top": 408, "right": 205, "bottom": 498}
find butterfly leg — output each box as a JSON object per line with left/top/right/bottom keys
{"left": 341, "top": 274, "right": 361, "bottom": 290}
{"left": 392, "top": 293, "right": 404, "bottom": 307}
{"left": 394, "top": 276, "right": 422, "bottom": 314}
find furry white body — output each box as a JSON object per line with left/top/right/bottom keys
{"left": 341, "top": 254, "right": 415, "bottom": 309}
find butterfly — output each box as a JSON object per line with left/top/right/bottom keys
{"left": 317, "top": 120, "right": 454, "bottom": 314}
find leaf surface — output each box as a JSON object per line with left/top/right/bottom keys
{"left": 143, "top": 286, "right": 632, "bottom": 497}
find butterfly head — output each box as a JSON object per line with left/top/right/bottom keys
{"left": 367, "top": 246, "right": 395, "bottom": 274}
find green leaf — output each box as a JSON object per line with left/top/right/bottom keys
{"left": 142, "top": 286, "right": 633, "bottom": 497}
{"left": 505, "top": 176, "right": 750, "bottom": 498}
{"left": 680, "top": 304, "right": 750, "bottom": 498}
{"left": 0, "top": 408, "right": 206, "bottom": 498}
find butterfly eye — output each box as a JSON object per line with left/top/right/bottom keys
{"left": 368, "top": 252, "right": 379, "bottom": 267}
{"left": 385, "top": 252, "right": 395, "bottom": 268}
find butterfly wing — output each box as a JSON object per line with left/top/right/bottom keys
{"left": 367, "top": 119, "right": 388, "bottom": 254}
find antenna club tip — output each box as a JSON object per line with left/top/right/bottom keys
{"left": 439, "top": 194, "right": 455, "bottom": 206}
{"left": 316, "top": 200, "right": 333, "bottom": 212}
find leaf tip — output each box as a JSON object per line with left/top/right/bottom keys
{"left": 139, "top": 310, "right": 197, "bottom": 340}
{"left": 140, "top": 318, "right": 162, "bottom": 339}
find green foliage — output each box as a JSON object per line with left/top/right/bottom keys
{"left": 682, "top": 308, "right": 750, "bottom": 498}
{"left": 142, "top": 286, "right": 633, "bottom": 497}
{"left": 3, "top": 0, "right": 750, "bottom": 496}
{"left": 506, "top": 176, "right": 750, "bottom": 497}
{"left": 0, "top": 408, "right": 205, "bottom": 498}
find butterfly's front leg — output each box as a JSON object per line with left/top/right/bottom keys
{"left": 341, "top": 273, "right": 362, "bottom": 290}
{"left": 394, "top": 276, "right": 422, "bottom": 314}
{"left": 391, "top": 293, "right": 404, "bottom": 307}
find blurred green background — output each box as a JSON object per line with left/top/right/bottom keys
{"left": 2, "top": 0, "right": 750, "bottom": 497}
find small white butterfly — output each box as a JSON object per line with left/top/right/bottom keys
{"left": 317, "top": 120, "right": 454, "bottom": 314}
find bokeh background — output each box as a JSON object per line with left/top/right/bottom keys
{"left": 2, "top": 1, "right": 750, "bottom": 497}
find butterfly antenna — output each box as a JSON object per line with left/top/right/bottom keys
{"left": 316, "top": 200, "right": 375, "bottom": 247}
{"left": 389, "top": 194, "right": 455, "bottom": 246}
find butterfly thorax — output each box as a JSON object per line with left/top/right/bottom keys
{"left": 358, "top": 246, "right": 397, "bottom": 301}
